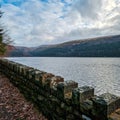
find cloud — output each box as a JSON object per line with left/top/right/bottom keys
{"left": 1, "top": 0, "right": 120, "bottom": 46}
{"left": 72, "top": 0, "right": 102, "bottom": 20}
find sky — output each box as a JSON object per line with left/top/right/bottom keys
{"left": 0, "top": 0, "right": 120, "bottom": 47}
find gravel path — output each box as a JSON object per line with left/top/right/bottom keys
{"left": 0, "top": 73, "right": 47, "bottom": 120}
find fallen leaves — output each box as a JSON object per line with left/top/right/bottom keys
{"left": 0, "top": 73, "right": 47, "bottom": 120}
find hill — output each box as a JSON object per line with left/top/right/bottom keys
{"left": 5, "top": 35, "right": 120, "bottom": 57}
{"left": 30, "top": 35, "right": 120, "bottom": 57}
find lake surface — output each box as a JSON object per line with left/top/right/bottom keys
{"left": 7, "top": 57, "right": 120, "bottom": 96}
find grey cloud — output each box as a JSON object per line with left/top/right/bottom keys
{"left": 73, "top": 0, "right": 102, "bottom": 20}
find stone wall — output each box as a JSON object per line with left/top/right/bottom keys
{"left": 0, "top": 59, "right": 120, "bottom": 120}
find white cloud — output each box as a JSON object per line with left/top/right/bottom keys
{"left": 1, "top": 0, "right": 120, "bottom": 46}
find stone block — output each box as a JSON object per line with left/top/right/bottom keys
{"left": 108, "top": 108, "right": 120, "bottom": 120}
{"left": 16, "top": 64, "right": 22, "bottom": 73}
{"left": 80, "top": 100, "right": 93, "bottom": 116}
{"left": 8, "top": 61, "right": 14, "bottom": 70}
{"left": 33, "top": 70, "right": 45, "bottom": 81}
{"left": 57, "top": 80, "right": 78, "bottom": 99}
{"left": 39, "top": 72, "right": 54, "bottom": 86}
{"left": 56, "top": 107, "right": 66, "bottom": 117}
{"left": 12, "top": 63, "right": 17, "bottom": 72}
{"left": 26, "top": 68, "right": 34, "bottom": 79}
{"left": 14, "top": 64, "right": 24, "bottom": 74}
{"left": 46, "top": 76, "right": 64, "bottom": 89}
{"left": 10, "top": 62, "right": 16, "bottom": 71}
{"left": 18, "top": 65, "right": 25, "bottom": 74}
{"left": 72, "top": 86, "right": 94, "bottom": 104}
{"left": 50, "top": 96, "right": 61, "bottom": 106}
{"left": 92, "top": 93, "right": 120, "bottom": 118}
{"left": 13, "top": 64, "right": 17, "bottom": 72}
{"left": 20, "top": 65, "right": 27, "bottom": 75}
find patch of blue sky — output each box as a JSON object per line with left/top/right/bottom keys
{"left": 60, "top": 0, "right": 72, "bottom": 19}
{"left": 0, "top": 0, "right": 5, "bottom": 5}
{"left": 40, "top": 0, "right": 48, "bottom": 3}
{"left": 61, "top": 0, "right": 72, "bottom": 6}
{"left": 62, "top": 0, "right": 72, "bottom": 11}
{"left": 2, "top": 0, "right": 24, "bottom": 6}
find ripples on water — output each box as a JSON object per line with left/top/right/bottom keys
{"left": 7, "top": 57, "right": 120, "bottom": 96}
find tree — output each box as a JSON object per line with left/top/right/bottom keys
{"left": 0, "top": 8, "right": 12, "bottom": 55}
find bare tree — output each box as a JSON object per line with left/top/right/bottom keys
{"left": 0, "top": 8, "right": 12, "bottom": 55}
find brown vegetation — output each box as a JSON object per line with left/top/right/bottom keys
{"left": 0, "top": 73, "right": 47, "bottom": 120}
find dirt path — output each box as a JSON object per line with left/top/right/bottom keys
{"left": 0, "top": 73, "right": 47, "bottom": 120}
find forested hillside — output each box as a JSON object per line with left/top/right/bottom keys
{"left": 6, "top": 35, "right": 120, "bottom": 57}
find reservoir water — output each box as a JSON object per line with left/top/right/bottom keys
{"left": 7, "top": 57, "right": 120, "bottom": 96}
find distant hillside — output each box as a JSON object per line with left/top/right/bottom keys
{"left": 30, "top": 35, "right": 120, "bottom": 57}
{"left": 10, "top": 46, "right": 32, "bottom": 57}
{"left": 5, "top": 35, "right": 120, "bottom": 57}
{"left": 0, "top": 45, "right": 15, "bottom": 57}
